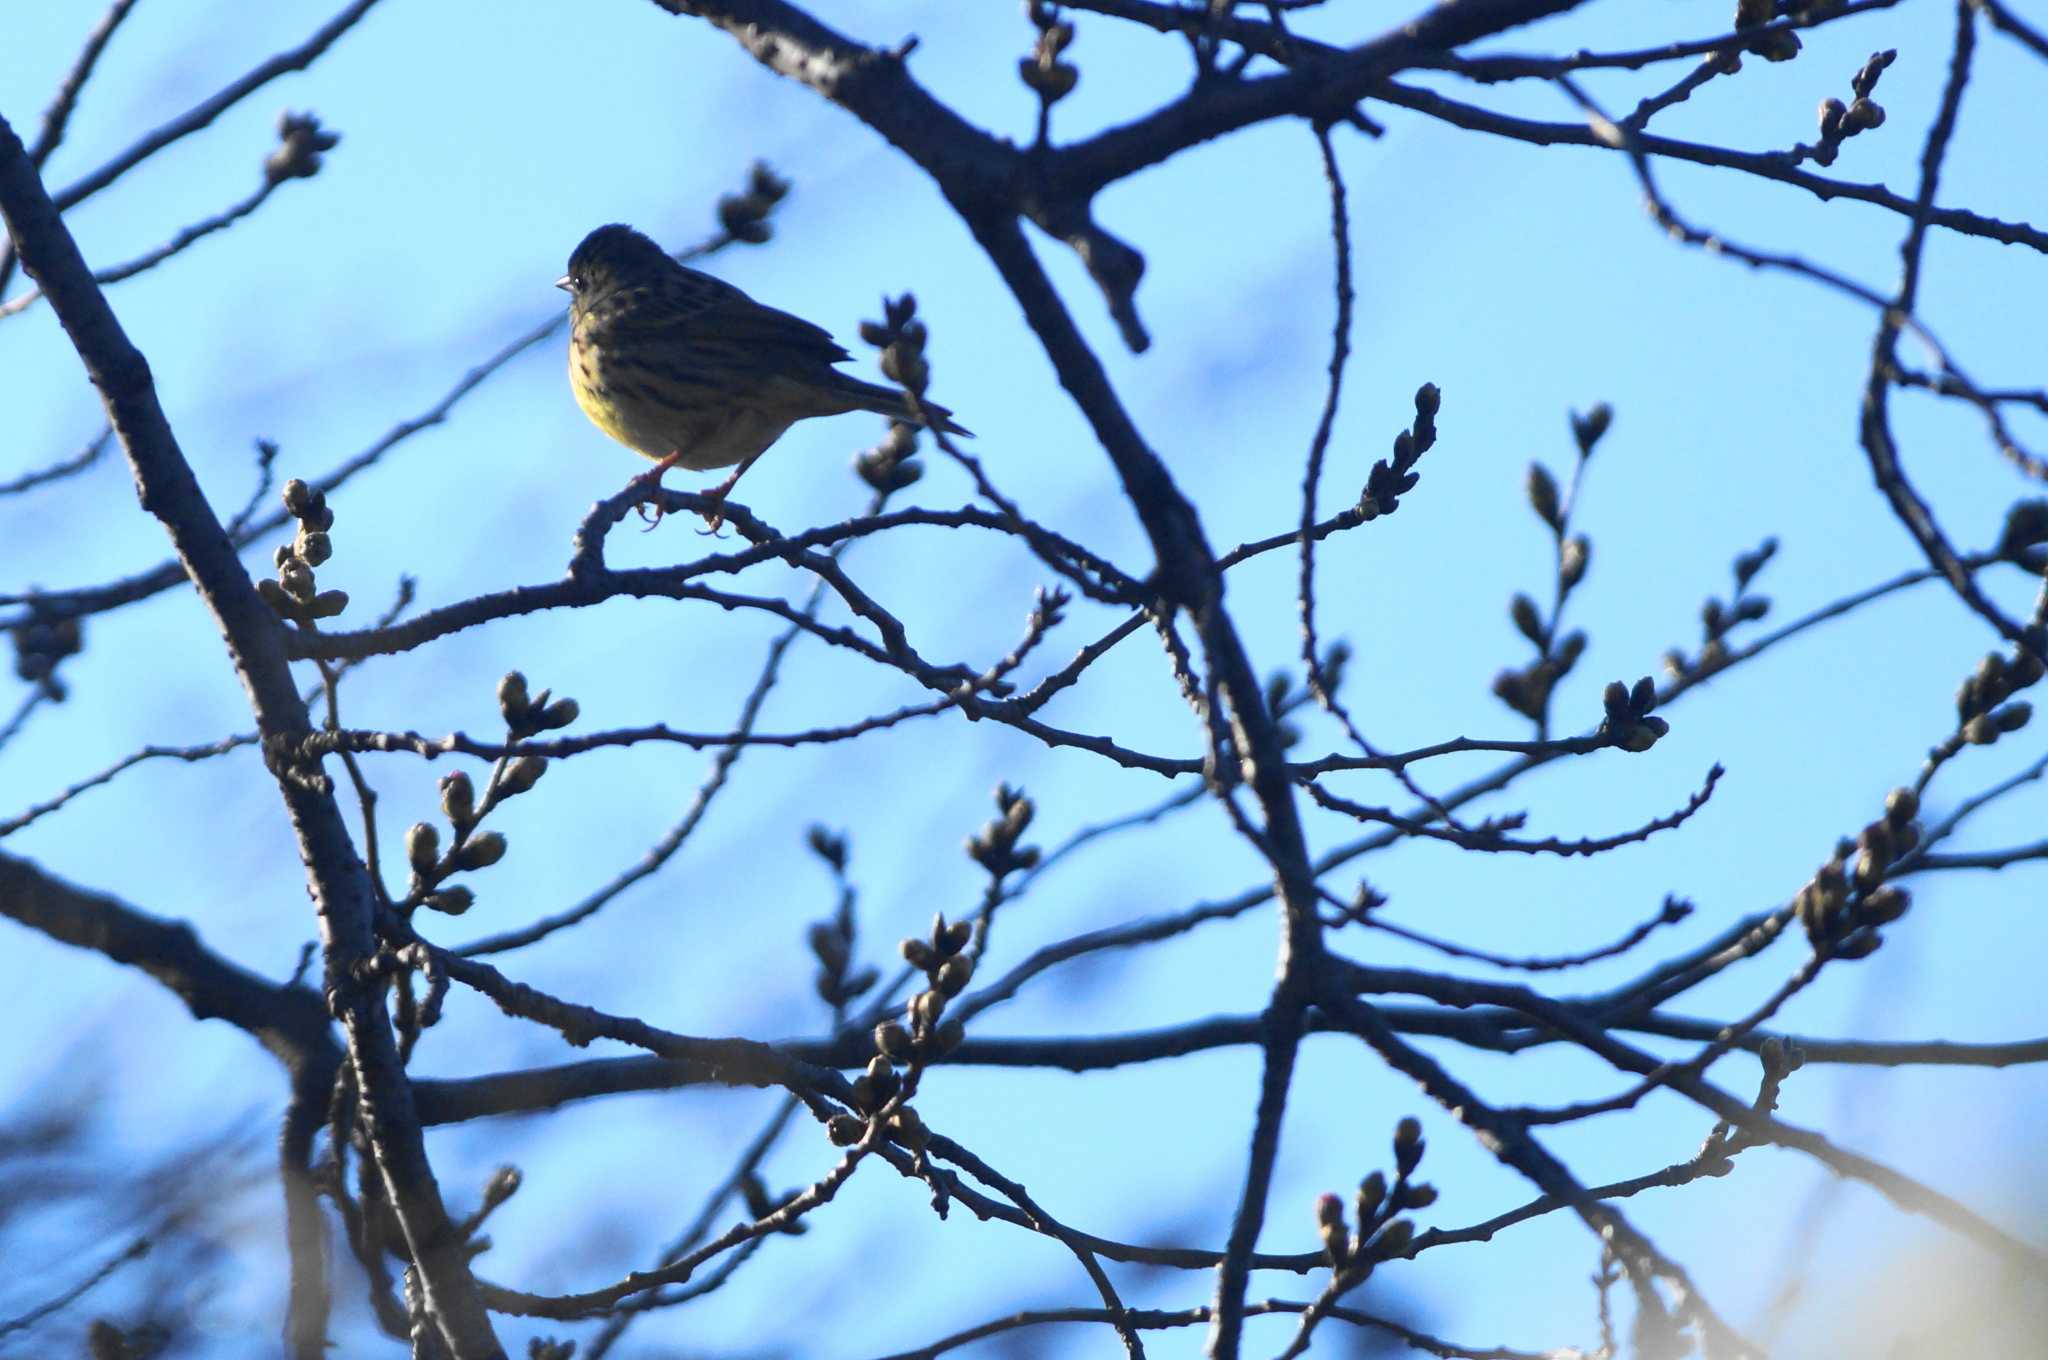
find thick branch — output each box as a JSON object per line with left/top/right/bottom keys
{"left": 0, "top": 117, "right": 501, "bottom": 1360}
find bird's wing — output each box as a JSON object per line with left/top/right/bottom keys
{"left": 698, "top": 290, "right": 854, "bottom": 368}
{"left": 610, "top": 270, "right": 853, "bottom": 369}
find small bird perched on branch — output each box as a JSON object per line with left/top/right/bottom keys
{"left": 558, "top": 223, "right": 966, "bottom": 524}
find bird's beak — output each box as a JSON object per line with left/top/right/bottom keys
{"left": 554, "top": 275, "right": 573, "bottom": 293}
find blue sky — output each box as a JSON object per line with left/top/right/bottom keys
{"left": 3, "top": 1, "right": 2046, "bottom": 1356}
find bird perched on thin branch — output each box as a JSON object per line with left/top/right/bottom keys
{"left": 558, "top": 223, "right": 966, "bottom": 524}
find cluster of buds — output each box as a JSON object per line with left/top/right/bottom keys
{"left": 1020, "top": 3, "right": 1079, "bottom": 112}
{"left": 1356, "top": 383, "right": 1439, "bottom": 522}
{"left": 1491, "top": 405, "right": 1607, "bottom": 728}
{"left": 497, "top": 669, "right": 580, "bottom": 743}
{"left": 10, "top": 597, "right": 82, "bottom": 700}
{"left": 404, "top": 673, "right": 578, "bottom": 916}
{"left": 1731, "top": 0, "right": 1801, "bottom": 63}
{"left": 966, "top": 784, "right": 1040, "bottom": 878}
{"left": 264, "top": 111, "right": 340, "bottom": 185}
{"left": 806, "top": 836, "right": 881, "bottom": 1009}
{"left": 404, "top": 781, "right": 501, "bottom": 918}
{"left": 1492, "top": 632, "right": 1586, "bottom": 725}
{"left": 829, "top": 914, "right": 976, "bottom": 1154}
{"left": 717, "top": 161, "right": 791, "bottom": 247}
{"left": 1267, "top": 641, "right": 1352, "bottom": 747}
{"left": 528, "top": 1340, "right": 574, "bottom": 1360}
{"left": 827, "top": 1051, "right": 926, "bottom": 1155}
{"left": 1598, "top": 677, "right": 1669, "bottom": 753}
{"left": 870, "top": 914, "right": 974, "bottom": 1071}
{"left": 861, "top": 294, "right": 936, "bottom": 405}
{"left": 1954, "top": 647, "right": 2042, "bottom": 749}
{"left": 854, "top": 418, "right": 924, "bottom": 495}
{"left": 1666, "top": 538, "right": 1776, "bottom": 680}
{"left": 1315, "top": 1117, "right": 1436, "bottom": 1281}
{"left": 1812, "top": 50, "right": 1894, "bottom": 166}
{"left": 258, "top": 478, "right": 347, "bottom": 625}
{"left": 1795, "top": 786, "right": 1919, "bottom": 956}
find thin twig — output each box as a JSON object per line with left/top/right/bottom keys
{"left": 0, "top": 426, "right": 110, "bottom": 497}
{"left": 0, "top": 1238, "right": 151, "bottom": 1339}
{"left": 0, "top": 179, "right": 284, "bottom": 320}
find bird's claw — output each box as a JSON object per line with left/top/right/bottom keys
{"left": 628, "top": 451, "right": 686, "bottom": 530}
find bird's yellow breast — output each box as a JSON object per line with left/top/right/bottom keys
{"left": 568, "top": 324, "right": 797, "bottom": 472}
{"left": 568, "top": 333, "right": 651, "bottom": 453}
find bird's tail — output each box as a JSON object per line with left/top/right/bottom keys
{"left": 841, "top": 375, "right": 972, "bottom": 438}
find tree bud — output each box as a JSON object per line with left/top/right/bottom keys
{"left": 406, "top": 821, "right": 440, "bottom": 877}
{"left": 453, "top": 832, "right": 507, "bottom": 871}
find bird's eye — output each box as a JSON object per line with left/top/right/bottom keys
{"left": 570, "top": 274, "right": 585, "bottom": 292}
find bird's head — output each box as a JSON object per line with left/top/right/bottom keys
{"left": 557, "top": 224, "right": 670, "bottom": 307}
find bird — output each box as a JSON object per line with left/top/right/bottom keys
{"left": 557, "top": 223, "right": 965, "bottom": 524}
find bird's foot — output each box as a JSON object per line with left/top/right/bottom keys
{"left": 693, "top": 465, "right": 749, "bottom": 536}
{"left": 632, "top": 452, "right": 685, "bottom": 530}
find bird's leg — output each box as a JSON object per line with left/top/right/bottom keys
{"left": 633, "top": 451, "right": 685, "bottom": 528}
{"left": 695, "top": 450, "right": 765, "bottom": 535}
